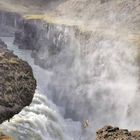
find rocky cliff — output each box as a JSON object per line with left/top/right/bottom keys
{"left": 0, "top": 39, "right": 36, "bottom": 123}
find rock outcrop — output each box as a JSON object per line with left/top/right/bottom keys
{"left": 96, "top": 126, "right": 140, "bottom": 140}
{"left": 0, "top": 39, "right": 36, "bottom": 123}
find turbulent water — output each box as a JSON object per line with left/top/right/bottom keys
{"left": 0, "top": 33, "right": 139, "bottom": 140}
{"left": 0, "top": 37, "right": 82, "bottom": 140}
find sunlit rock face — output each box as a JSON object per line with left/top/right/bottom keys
{"left": 0, "top": 39, "right": 36, "bottom": 123}
{"left": 96, "top": 126, "right": 140, "bottom": 140}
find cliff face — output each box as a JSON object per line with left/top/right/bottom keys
{"left": 0, "top": 11, "right": 21, "bottom": 37}
{"left": 0, "top": 39, "right": 36, "bottom": 123}
{"left": 0, "top": 133, "right": 12, "bottom": 140}
{"left": 14, "top": 20, "right": 73, "bottom": 69}
{"left": 14, "top": 21, "right": 38, "bottom": 50}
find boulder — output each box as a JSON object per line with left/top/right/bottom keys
{"left": 0, "top": 39, "right": 36, "bottom": 123}
{"left": 96, "top": 126, "right": 140, "bottom": 140}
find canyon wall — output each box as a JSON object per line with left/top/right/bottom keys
{"left": 0, "top": 11, "right": 22, "bottom": 37}
{"left": 0, "top": 0, "right": 139, "bottom": 138}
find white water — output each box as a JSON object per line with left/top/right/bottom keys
{"left": 0, "top": 34, "right": 139, "bottom": 140}
{"left": 0, "top": 37, "right": 82, "bottom": 140}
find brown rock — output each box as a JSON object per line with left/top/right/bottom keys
{"left": 96, "top": 126, "right": 140, "bottom": 140}
{"left": 0, "top": 39, "right": 36, "bottom": 123}
{"left": 0, "top": 136, "right": 12, "bottom": 140}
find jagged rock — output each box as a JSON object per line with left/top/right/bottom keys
{"left": 96, "top": 126, "right": 140, "bottom": 140}
{"left": 0, "top": 39, "right": 36, "bottom": 123}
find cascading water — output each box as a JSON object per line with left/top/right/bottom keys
{"left": 0, "top": 26, "right": 139, "bottom": 140}
{"left": 0, "top": 37, "right": 82, "bottom": 140}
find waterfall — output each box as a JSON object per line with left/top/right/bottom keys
{"left": 0, "top": 37, "right": 82, "bottom": 140}
{"left": 0, "top": 26, "right": 139, "bottom": 140}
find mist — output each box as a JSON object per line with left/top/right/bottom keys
{"left": 0, "top": 0, "right": 139, "bottom": 140}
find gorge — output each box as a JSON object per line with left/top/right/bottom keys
{"left": 0, "top": 0, "right": 140, "bottom": 140}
